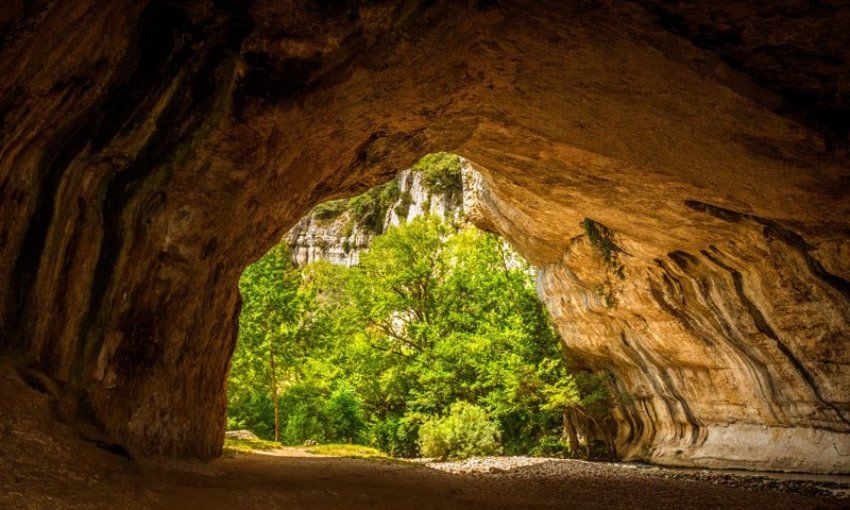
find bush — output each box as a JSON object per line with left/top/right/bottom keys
{"left": 227, "top": 391, "right": 275, "bottom": 440}
{"left": 394, "top": 190, "right": 413, "bottom": 220}
{"left": 278, "top": 384, "right": 328, "bottom": 445}
{"left": 530, "top": 435, "right": 571, "bottom": 458}
{"left": 413, "top": 152, "right": 462, "bottom": 195}
{"left": 371, "top": 413, "right": 425, "bottom": 458}
{"left": 324, "top": 384, "right": 366, "bottom": 443}
{"left": 418, "top": 402, "right": 501, "bottom": 460}
{"left": 581, "top": 218, "right": 623, "bottom": 278}
{"left": 349, "top": 180, "right": 399, "bottom": 234}
{"left": 313, "top": 200, "right": 347, "bottom": 222}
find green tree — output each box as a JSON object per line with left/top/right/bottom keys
{"left": 228, "top": 214, "right": 614, "bottom": 457}
{"left": 228, "top": 244, "right": 325, "bottom": 442}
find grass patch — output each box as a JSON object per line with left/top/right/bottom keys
{"left": 305, "top": 443, "right": 387, "bottom": 458}
{"left": 223, "top": 437, "right": 282, "bottom": 455}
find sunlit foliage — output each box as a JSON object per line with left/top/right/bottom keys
{"left": 228, "top": 216, "right": 615, "bottom": 458}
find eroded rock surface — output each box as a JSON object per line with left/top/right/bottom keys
{"left": 0, "top": 0, "right": 848, "bottom": 471}
{"left": 464, "top": 167, "right": 850, "bottom": 473}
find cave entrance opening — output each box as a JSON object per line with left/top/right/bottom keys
{"left": 224, "top": 153, "right": 616, "bottom": 461}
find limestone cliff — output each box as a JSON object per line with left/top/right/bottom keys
{"left": 285, "top": 164, "right": 464, "bottom": 266}
{"left": 0, "top": 0, "right": 848, "bottom": 472}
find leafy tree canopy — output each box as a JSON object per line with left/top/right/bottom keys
{"left": 227, "top": 215, "right": 616, "bottom": 458}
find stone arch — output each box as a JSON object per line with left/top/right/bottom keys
{"left": 0, "top": 0, "right": 847, "bottom": 470}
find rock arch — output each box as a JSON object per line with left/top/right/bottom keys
{"left": 0, "top": 0, "right": 847, "bottom": 470}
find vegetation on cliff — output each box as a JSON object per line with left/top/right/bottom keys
{"left": 311, "top": 179, "right": 401, "bottom": 234}
{"left": 413, "top": 152, "right": 463, "bottom": 196}
{"left": 309, "top": 152, "right": 463, "bottom": 243}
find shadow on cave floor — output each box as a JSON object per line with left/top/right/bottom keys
{"left": 2, "top": 362, "right": 848, "bottom": 510}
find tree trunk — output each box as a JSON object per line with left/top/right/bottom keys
{"left": 268, "top": 334, "right": 280, "bottom": 443}
{"left": 563, "top": 408, "right": 580, "bottom": 457}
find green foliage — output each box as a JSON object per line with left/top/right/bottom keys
{"left": 530, "top": 436, "right": 571, "bottom": 458}
{"left": 226, "top": 392, "right": 275, "bottom": 439}
{"left": 227, "top": 244, "right": 304, "bottom": 441}
{"left": 278, "top": 382, "right": 329, "bottom": 444}
{"left": 413, "top": 152, "right": 463, "bottom": 195}
{"left": 347, "top": 179, "right": 400, "bottom": 234}
{"left": 313, "top": 200, "right": 347, "bottom": 222}
{"left": 309, "top": 151, "right": 461, "bottom": 235}
{"left": 573, "top": 370, "right": 617, "bottom": 427}
{"left": 581, "top": 218, "right": 623, "bottom": 277}
{"left": 228, "top": 215, "right": 614, "bottom": 457}
{"left": 309, "top": 179, "right": 400, "bottom": 234}
{"left": 581, "top": 218, "right": 625, "bottom": 308}
{"left": 371, "top": 414, "right": 425, "bottom": 457}
{"left": 325, "top": 384, "right": 366, "bottom": 443}
{"left": 539, "top": 359, "right": 581, "bottom": 412}
{"left": 394, "top": 190, "right": 413, "bottom": 220}
{"left": 418, "top": 402, "right": 501, "bottom": 460}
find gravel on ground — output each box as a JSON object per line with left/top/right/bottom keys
{"left": 413, "top": 455, "right": 850, "bottom": 500}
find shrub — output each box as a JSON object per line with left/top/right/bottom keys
{"left": 311, "top": 180, "right": 400, "bottom": 233}
{"left": 371, "top": 413, "right": 425, "bottom": 458}
{"left": 278, "top": 384, "right": 328, "bottom": 445}
{"left": 581, "top": 218, "right": 623, "bottom": 277}
{"left": 394, "top": 190, "right": 413, "bottom": 220}
{"left": 418, "top": 402, "right": 501, "bottom": 460}
{"left": 413, "top": 152, "right": 462, "bottom": 195}
{"left": 313, "top": 200, "right": 347, "bottom": 222}
{"left": 349, "top": 180, "right": 400, "bottom": 234}
{"left": 530, "top": 435, "right": 571, "bottom": 458}
{"left": 324, "top": 384, "right": 366, "bottom": 443}
{"left": 227, "top": 391, "right": 275, "bottom": 440}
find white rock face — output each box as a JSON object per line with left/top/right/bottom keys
{"left": 285, "top": 164, "right": 466, "bottom": 266}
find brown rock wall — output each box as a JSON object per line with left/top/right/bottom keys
{"left": 0, "top": 0, "right": 847, "bottom": 469}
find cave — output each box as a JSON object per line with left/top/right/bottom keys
{"left": 1, "top": 0, "right": 848, "bottom": 486}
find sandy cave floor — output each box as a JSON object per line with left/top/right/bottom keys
{"left": 4, "top": 446, "right": 850, "bottom": 510}
{"left": 2, "top": 365, "right": 849, "bottom": 510}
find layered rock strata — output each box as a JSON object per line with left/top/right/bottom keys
{"left": 0, "top": 0, "right": 847, "bottom": 471}
{"left": 464, "top": 167, "right": 850, "bottom": 473}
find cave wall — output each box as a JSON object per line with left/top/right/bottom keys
{"left": 0, "top": 0, "right": 848, "bottom": 470}
{"left": 464, "top": 167, "right": 850, "bottom": 472}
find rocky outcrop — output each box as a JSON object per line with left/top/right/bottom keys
{"left": 225, "top": 429, "right": 259, "bottom": 440}
{"left": 0, "top": 0, "right": 848, "bottom": 471}
{"left": 286, "top": 166, "right": 464, "bottom": 266}
{"left": 464, "top": 169, "right": 850, "bottom": 473}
